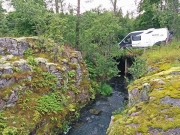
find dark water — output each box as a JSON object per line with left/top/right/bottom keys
{"left": 66, "top": 76, "right": 128, "bottom": 135}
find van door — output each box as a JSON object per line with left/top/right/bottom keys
{"left": 142, "top": 35, "right": 151, "bottom": 47}
{"left": 131, "top": 35, "right": 141, "bottom": 47}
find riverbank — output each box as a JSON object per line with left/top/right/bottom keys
{"left": 107, "top": 41, "right": 180, "bottom": 134}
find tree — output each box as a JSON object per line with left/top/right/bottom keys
{"left": 79, "top": 10, "right": 122, "bottom": 81}
{"left": 44, "top": 13, "right": 76, "bottom": 45}
{"left": 110, "top": 0, "right": 117, "bottom": 15}
{"left": 134, "top": 0, "right": 161, "bottom": 30}
{"left": 55, "top": 0, "right": 59, "bottom": 13}
{"left": 157, "top": 0, "right": 180, "bottom": 35}
{"left": 46, "top": 0, "right": 66, "bottom": 13}
{"left": 59, "top": 0, "right": 66, "bottom": 13}
{"left": 76, "top": 0, "right": 80, "bottom": 50}
{"left": 0, "top": 0, "right": 4, "bottom": 19}
{"left": 0, "top": 0, "right": 9, "bottom": 36}
{"left": 136, "top": 0, "right": 180, "bottom": 35}
{"left": 8, "top": 0, "right": 49, "bottom": 36}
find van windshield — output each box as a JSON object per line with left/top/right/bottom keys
{"left": 124, "top": 35, "right": 131, "bottom": 43}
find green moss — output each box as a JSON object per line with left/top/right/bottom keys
{"left": 137, "top": 124, "right": 149, "bottom": 132}
{"left": 159, "top": 63, "right": 172, "bottom": 71}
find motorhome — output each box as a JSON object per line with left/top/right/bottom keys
{"left": 119, "top": 28, "right": 173, "bottom": 48}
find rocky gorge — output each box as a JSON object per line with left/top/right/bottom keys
{"left": 0, "top": 37, "right": 94, "bottom": 134}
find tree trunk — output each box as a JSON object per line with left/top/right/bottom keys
{"left": 76, "top": 0, "right": 80, "bottom": 50}
{"left": 113, "top": 0, "right": 117, "bottom": 15}
{"left": 110, "top": 0, "right": 117, "bottom": 15}
{"left": 55, "top": 0, "right": 59, "bottom": 13}
{"left": 60, "top": 0, "right": 64, "bottom": 13}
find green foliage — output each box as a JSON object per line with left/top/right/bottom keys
{"left": 61, "top": 121, "right": 70, "bottom": 132}
{"left": 68, "top": 70, "right": 76, "bottom": 78}
{"left": 128, "top": 57, "right": 147, "bottom": 79}
{"left": 0, "top": 111, "right": 7, "bottom": 133}
{"left": 85, "top": 60, "right": 98, "bottom": 79}
{"left": 78, "top": 10, "right": 132, "bottom": 81}
{"left": 136, "top": 0, "right": 180, "bottom": 35}
{"left": 32, "top": 110, "right": 41, "bottom": 122}
{"left": 27, "top": 56, "right": 36, "bottom": 66}
{"left": 134, "top": 0, "right": 160, "bottom": 30}
{"left": 141, "top": 39, "right": 180, "bottom": 65}
{"left": 42, "top": 72, "right": 58, "bottom": 83}
{"left": 23, "top": 48, "right": 33, "bottom": 57}
{"left": 112, "top": 108, "right": 123, "bottom": 115}
{"left": 32, "top": 72, "right": 58, "bottom": 91}
{"left": 0, "top": 1, "right": 8, "bottom": 37}
{"left": 41, "top": 13, "right": 76, "bottom": 45}
{"left": 0, "top": 2, "right": 135, "bottom": 82}
{"left": 156, "top": 0, "right": 180, "bottom": 35}
{"left": 4, "top": 0, "right": 48, "bottom": 36}
{"left": 99, "top": 82, "right": 113, "bottom": 96}
{"left": 89, "top": 80, "right": 100, "bottom": 99}
{"left": 36, "top": 93, "right": 63, "bottom": 114}
{"left": 112, "top": 101, "right": 128, "bottom": 116}
{"left": 2, "top": 127, "right": 18, "bottom": 135}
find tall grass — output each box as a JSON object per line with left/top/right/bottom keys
{"left": 141, "top": 39, "right": 180, "bottom": 65}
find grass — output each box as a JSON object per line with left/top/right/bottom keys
{"left": 141, "top": 39, "right": 180, "bottom": 65}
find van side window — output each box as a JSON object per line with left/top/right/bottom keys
{"left": 132, "top": 36, "right": 141, "bottom": 41}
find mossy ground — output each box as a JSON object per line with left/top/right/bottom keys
{"left": 107, "top": 41, "right": 180, "bottom": 135}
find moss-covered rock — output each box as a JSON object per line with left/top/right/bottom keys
{"left": 0, "top": 38, "right": 93, "bottom": 134}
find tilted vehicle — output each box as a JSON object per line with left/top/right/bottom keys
{"left": 119, "top": 28, "right": 173, "bottom": 48}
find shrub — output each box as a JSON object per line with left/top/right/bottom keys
{"left": 27, "top": 56, "right": 37, "bottom": 66}
{"left": 24, "top": 48, "right": 33, "bottom": 58}
{"left": 99, "top": 83, "right": 113, "bottom": 96}
{"left": 68, "top": 70, "right": 76, "bottom": 78}
{"left": 36, "top": 93, "right": 63, "bottom": 114}
{"left": 31, "top": 71, "right": 58, "bottom": 91}
{"left": 128, "top": 57, "right": 147, "bottom": 79}
{"left": 2, "top": 126, "right": 18, "bottom": 135}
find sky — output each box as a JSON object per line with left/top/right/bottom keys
{"left": 2, "top": 0, "right": 140, "bottom": 17}
{"left": 65, "top": 0, "right": 140, "bottom": 16}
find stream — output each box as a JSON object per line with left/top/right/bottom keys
{"left": 66, "top": 76, "right": 128, "bottom": 135}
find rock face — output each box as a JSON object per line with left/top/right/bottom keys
{"left": 107, "top": 67, "right": 180, "bottom": 135}
{"left": 0, "top": 38, "right": 92, "bottom": 134}
{"left": 0, "top": 38, "right": 29, "bottom": 56}
{"left": 128, "top": 83, "right": 150, "bottom": 106}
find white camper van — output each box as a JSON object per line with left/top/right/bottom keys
{"left": 119, "top": 28, "right": 173, "bottom": 48}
